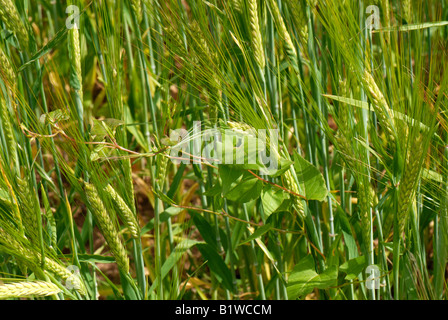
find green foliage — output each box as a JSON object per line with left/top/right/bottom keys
{"left": 0, "top": 0, "right": 447, "bottom": 301}
{"left": 287, "top": 255, "right": 338, "bottom": 300}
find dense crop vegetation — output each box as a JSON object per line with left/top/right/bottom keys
{"left": 0, "top": 0, "right": 448, "bottom": 300}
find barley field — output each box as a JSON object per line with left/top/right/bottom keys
{"left": 0, "top": 0, "right": 447, "bottom": 301}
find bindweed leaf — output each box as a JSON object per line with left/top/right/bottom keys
{"left": 293, "top": 151, "right": 328, "bottom": 201}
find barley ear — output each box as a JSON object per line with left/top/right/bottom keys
{"left": 68, "top": 25, "right": 83, "bottom": 99}
{"left": 285, "top": 0, "right": 309, "bottom": 46}
{"left": 0, "top": 96, "right": 18, "bottom": 167}
{"left": 248, "top": 0, "right": 265, "bottom": 70}
{"left": 232, "top": 0, "right": 242, "bottom": 13}
{"left": 0, "top": 46, "right": 16, "bottom": 91}
{"left": 334, "top": 131, "right": 357, "bottom": 171}
{"left": 382, "top": 0, "right": 391, "bottom": 27}
{"left": 16, "top": 177, "right": 39, "bottom": 242}
{"left": 0, "top": 0, "right": 29, "bottom": 48}
{"left": 227, "top": 121, "right": 257, "bottom": 136}
{"left": 334, "top": 128, "right": 374, "bottom": 247}
{"left": 156, "top": 153, "right": 169, "bottom": 191}
{"left": 105, "top": 184, "right": 140, "bottom": 239}
{"left": 0, "top": 191, "right": 13, "bottom": 210}
{"left": 164, "top": 26, "right": 188, "bottom": 59}
{"left": 402, "top": 0, "right": 411, "bottom": 23}
{"left": 122, "top": 158, "right": 137, "bottom": 214}
{"left": 362, "top": 71, "right": 396, "bottom": 144}
{"left": 129, "top": 0, "right": 143, "bottom": 24}
{"left": 266, "top": 0, "right": 299, "bottom": 71}
{"left": 84, "top": 182, "right": 130, "bottom": 274}
{"left": 41, "top": 185, "right": 57, "bottom": 248}
{"left": 0, "top": 281, "right": 61, "bottom": 299}
{"left": 358, "top": 179, "right": 372, "bottom": 248}
{"left": 397, "top": 134, "right": 424, "bottom": 237}
{"left": 0, "top": 228, "right": 87, "bottom": 296}
{"left": 43, "top": 258, "right": 87, "bottom": 295}
{"left": 0, "top": 46, "right": 18, "bottom": 166}
{"left": 188, "top": 21, "right": 222, "bottom": 121}
{"left": 0, "top": 228, "right": 36, "bottom": 263}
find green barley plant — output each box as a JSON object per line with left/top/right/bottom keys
{"left": 84, "top": 182, "right": 130, "bottom": 275}
{"left": 0, "top": 0, "right": 29, "bottom": 48}
{"left": 0, "top": 0, "right": 447, "bottom": 301}
{"left": 0, "top": 281, "right": 61, "bottom": 299}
